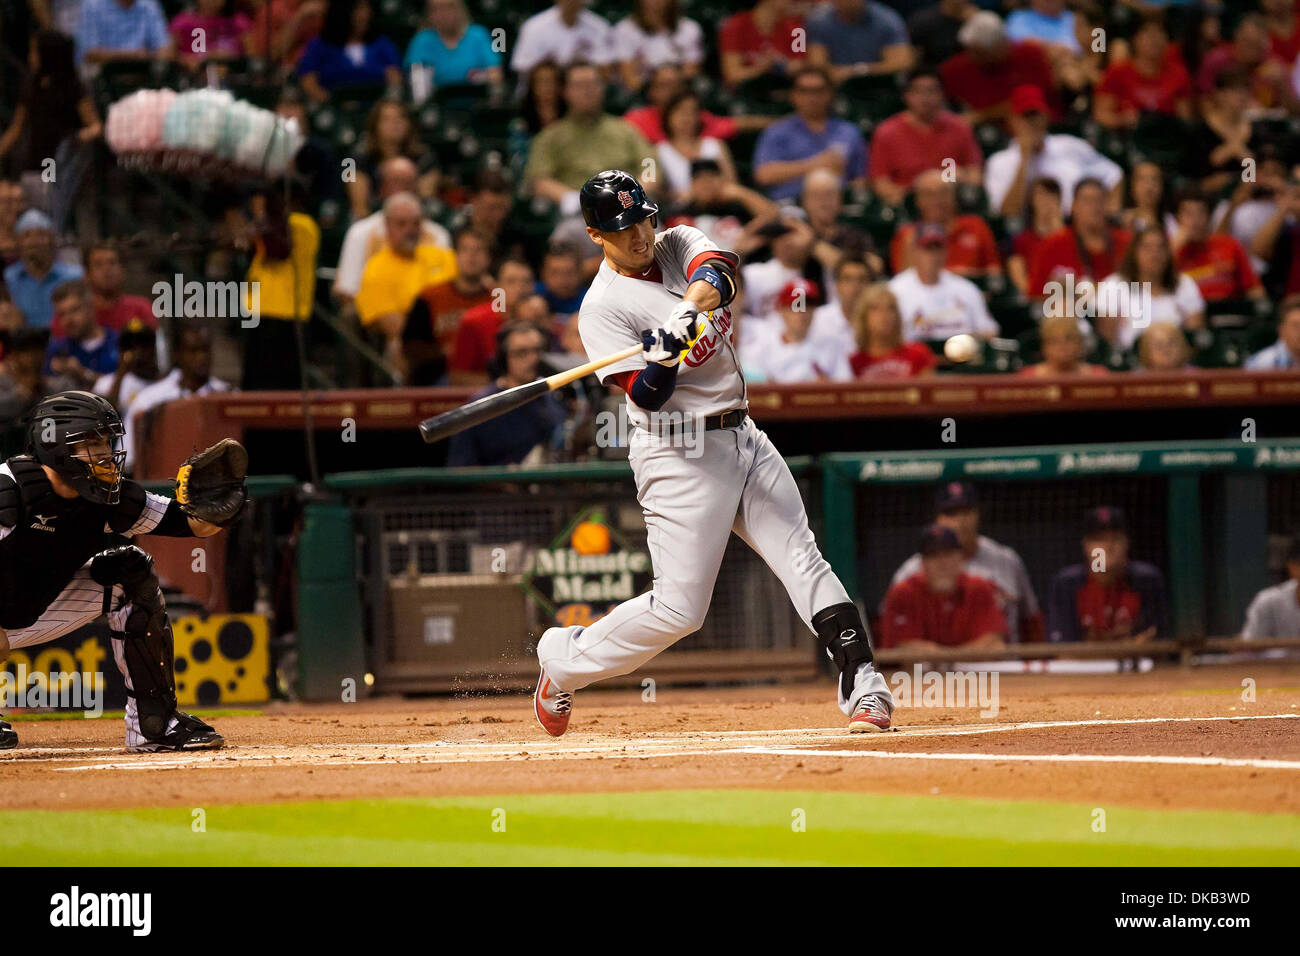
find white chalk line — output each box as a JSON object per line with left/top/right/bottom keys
{"left": 724, "top": 747, "right": 1300, "bottom": 772}
{"left": 0, "top": 712, "right": 1291, "bottom": 773}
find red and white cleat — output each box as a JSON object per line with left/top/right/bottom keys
{"left": 534, "top": 669, "right": 573, "bottom": 737}
{"left": 849, "top": 694, "right": 892, "bottom": 733}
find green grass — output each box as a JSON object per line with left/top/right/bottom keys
{"left": 6, "top": 709, "right": 263, "bottom": 722}
{"left": 3, "top": 791, "right": 1298, "bottom": 866}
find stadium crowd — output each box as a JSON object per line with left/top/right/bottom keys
{"left": 0, "top": 0, "right": 1299, "bottom": 470}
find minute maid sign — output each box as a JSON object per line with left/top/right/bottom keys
{"left": 522, "top": 506, "right": 653, "bottom": 628}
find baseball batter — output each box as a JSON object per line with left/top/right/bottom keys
{"left": 534, "top": 170, "right": 894, "bottom": 735}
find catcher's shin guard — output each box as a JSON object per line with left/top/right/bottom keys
{"left": 92, "top": 546, "right": 179, "bottom": 740}
{"left": 813, "top": 602, "right": 876, "bottom": 700}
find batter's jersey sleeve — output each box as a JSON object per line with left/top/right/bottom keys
{"left": 654, "top": 225, "right": 739, "bottom": 293}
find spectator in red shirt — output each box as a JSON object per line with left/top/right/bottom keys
{"left": 1197, "top": 13, "right": 1298, "bottom": 112}
{"left": 869, "top": 68, "right": 983, "bottom": 205}
{"left": 890, "top": 169, "right": 1001, "bottom": 279}
{"left": 878, "top": 523, "right": 1007, "bottom": 651}
{"left": 1263, "top": 0, "right": 1300, "bottom": 64}
{"left": 1008, "top": 177, "right": 1063, "bottom": 295}
{"left": 938, "top": 11, "right": 1058, "bottom": 128}
{"left": 1029, "top": 178, "right": 1132, "bottom": 303}
{"left": 449, "top": 257, "right": 541, "bottom": 385}
{"left": 85, "top": 242, "right": 156, "bottom": 334}
{"left": 1093, "top": 16, "right": 1193, "bottom": 129}
{"left": 623, "top": 63, "right": 741, "bottom": 144}
{"left": 848, "top": 282, "right": 936, "bottom": 380}
{"left": 718, "top": 0, "right": 805, "bottom": 88}
{"left": 403, "top": 228, "right": 495, "bottom": 386}
{"left": 1171, "top": 189, "right": 1265, "bottom": 303}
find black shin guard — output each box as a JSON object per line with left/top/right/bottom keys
{"left": 93, "top": 547, "right": 178, "bottom": 741}
{"left": 812, "top": 602, "right": 876, "bottom": 700}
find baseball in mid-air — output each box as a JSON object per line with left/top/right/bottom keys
{"left": 944, "top": 333, "right": 979, "bottom": 364}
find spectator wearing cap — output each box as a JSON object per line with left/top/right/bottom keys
{"left": 891, "top": 481, "right": 1041, "bottom": 642}
{"left": 889, "top": 169, "right": 1000, "bottom": 279}
{"left": 887, "top": 223, "right": 998, "bottom": 343}
{"left": 847, "top": 282, "right": 937, "bottom": 380}
{"left": 1026, "top": 178, "right": 1131, "bottom": 304}
{"left": 751, "top": 65, "right": 868, "bottom": 202}
{"left": 510, "top": 0, "right": 617, "bottom": 79}
{"left": 524, "top": 63, "right": 657, "bottom": 214}
{"left": 879, "top": 522, "right": 1008, "bottom": 651}
{"left": 938, "top": 11, "right": 1058, "bottom": 129}
{"left": 45, "top": 280, "right": 119, "bottom": 390}
{"left": 296, "top": 0, "right": 402, "bottom": 104}
{"left": 869, "top": 68, "right": 983, "bottom": 206}
{"left": 75, "top": 0, "right": 173, "bottom": 66}
{"left": 741, "top": 278, "right": 851, "bottom": 383}
{"left": 806, "top": 0, "right": 913, "bottom": 85}
{"left": 717, "top": 0, "right": 806, "bottom": 89}
{"left": 1245, "top": 295, "right": 1300, "bottom": 370}
{"left": 1241, "top": 534, "right": 1300, "bottom": 639}
{"left": 1047, "top": 506, "right": 1169, "bottom": 643}
{"left": 1171, "top": 189, "right": 1265, "bottom": 304}
{"left": 739, "top": 217, "right": 815, "bottom": 320}
{"left": 665, "top": 159, "right": 780, "bottom": 256}
{"left": 985, "top": 86, "right": 1124, "bottom": 220}
{"left": 3, "top": 210, "right": 84, "bottom": 330}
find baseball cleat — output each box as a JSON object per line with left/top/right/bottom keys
{"left": 128, "top": 711, "right": 225, "bottom": 753}
{"left": 534, "top": 668, "right": 573, "bottom": 737}
{"left": 849, "top": 694, "right": 892, "bottom": 733}
{"left": 0, "top": 717, "right": 17, "bottom": 750}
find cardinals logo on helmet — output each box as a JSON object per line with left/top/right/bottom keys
{"left": 617, "top": 190, "right": 634, "bottom": 208}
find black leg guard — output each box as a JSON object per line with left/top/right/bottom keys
{"left": 92, "top": 546, "right": 178, "bottom": 741}
{"left": 813, "top": 602, "right": 876, "bottom": 701}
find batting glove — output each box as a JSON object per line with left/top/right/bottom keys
{"left": 664, "top": 302, "right": 702, "bottom": 343}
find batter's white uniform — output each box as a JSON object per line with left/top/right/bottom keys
{"left": 537, "top": 225, "right": 892, "bottom": 715}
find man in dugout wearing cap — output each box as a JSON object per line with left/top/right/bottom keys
{"left": 1046, "top": 506, "right": 1169, "bottom": 643}
{"left": 878, "top": 523, "right": 1008, "bottom": 652}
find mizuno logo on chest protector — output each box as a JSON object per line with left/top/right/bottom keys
{"left": 31, "top": 513, "right": 57, "bottom": 531}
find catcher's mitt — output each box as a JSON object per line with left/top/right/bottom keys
{"left": 174, "top": 438, "right": 249, "bottom": 527}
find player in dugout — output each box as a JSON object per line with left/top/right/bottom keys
{"left": 0, "top": 391, "right": 248, "bottom": 751}
{"left": 878, "top": 522, "right": 1008, "bottom": 652}
{"left": 1046, "top": 505, "right": 1170, "bottom": 643}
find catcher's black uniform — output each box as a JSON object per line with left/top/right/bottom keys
{"left": 1, "top": 390, "right": 238, "bottom": 752}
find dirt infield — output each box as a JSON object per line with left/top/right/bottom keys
{"left": 3, "top": 661, "right": 1299, "bottom": 815}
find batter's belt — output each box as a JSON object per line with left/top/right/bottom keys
{"left": 640, "top": 407, "right": 748, "bottom": 438}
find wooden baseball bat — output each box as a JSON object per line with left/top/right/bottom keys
{"left": 418, "top": 343, "right": 642, "bottom": 444}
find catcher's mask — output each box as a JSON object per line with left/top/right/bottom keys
{"left": 28, "top": 390, "right": 127, "bottom": 505}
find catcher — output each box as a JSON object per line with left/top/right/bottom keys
{"left": 0, "top": 390, "right": 248, "bottom": 752}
